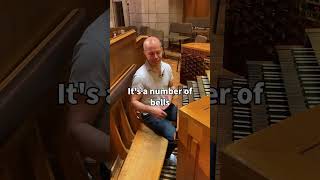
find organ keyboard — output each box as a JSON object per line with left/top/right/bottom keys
{"left": 182, "top": 75, "right": 210, "bottom": 106}
{"left": 215, "top": 30, "right": 320, "bottom": 180}
{"left": 231, "top": 78, "right": 253, "bottom": 140}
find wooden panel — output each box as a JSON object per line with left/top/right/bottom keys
{"left": 122, "top": 94, "right": 141, "bottom": 134}
{"left": 177, "top": 96, "right": 210, "bottom": 180}
{"left": 110, "top": 103, "right": 129, "bottom": 161}
{"left": 118, "top": 129, "right": 168, "bottom": 180}
{"left": 0, "top": 0, "right": 105, "bottom": 83}
{"left": 183, "top": 0, "right": 210, "bottom": 18}
{"left": 110, "top": 64, "right": 137, "bottom": 105}
{"left": 182, "top": 43, "right": 210, "bottom": 55}
{"left": 110, "top": 30, "right": 145, "bottom": 86}
{"left": 0, "top": 119, "right": 35, "bottom": 179}
{"left": 221, "top": 106, "right": 320, "bottom": 180}
{"left": 118, "top": 101, "right": 135, "bottom": 149}
{"left": 0, "top": 116, "right": 55, "bottom": 180}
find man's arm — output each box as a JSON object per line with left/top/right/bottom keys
{"left": 67, "top": 95, "right": 110, "bottom": 162}
{"left": 131, "top": 94, "right": 167, "bottom": 119}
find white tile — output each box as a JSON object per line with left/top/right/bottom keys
{"left": 156, "top": 0, "right": 169, "bottom": 13}
{"left": 156, "top": 22, "right": 169, "bottom": 36}
{"left": 156, "top": 13, "right": 169, "bottom": 23}
{"left": 130, "top": 21, "right": 137, "bottom": 27}
{"left": 149, "top": 22, "right": 156, "bottom": 29}
{"left": 142, "top": 13, "right": 149, "bottom": 22}
{"left": 128, "top": 0, "right": 135, "bottom": 13}
{"left": 135, "top": 14, "right": 142, "bottom": 23}
{"left": 135, "top": 0, "right": 142, "bottom": 13}
{"left": 149, "top": 0, "right": 156, "bottom": 13}
{"left": 149, "top": 13, "right": 157, "bottom": 22}
{"left": 142, "top": 22, "right": 150, "bottom": 27}
{"left": 129, "top": 13, "right": 135, "bottom": 25}
{"left": 141, "top": 0, "right": 149, "bottom": 13}
{"left": 135, "top": 13, "right": 142, "bottom": 22}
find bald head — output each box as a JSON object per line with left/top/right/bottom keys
{"left": 143, "top": 36, "right": 162, "bottom": 50}
{"left": 143, "top": 36, "right": 163, "bottom": 66}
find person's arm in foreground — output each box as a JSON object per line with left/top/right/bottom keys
{"left": 67, "top": 95, "right": 110, "bottom": 161}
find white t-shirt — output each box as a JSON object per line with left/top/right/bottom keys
{"left": 131, "top": 61, "right": 173, "bottom": 109}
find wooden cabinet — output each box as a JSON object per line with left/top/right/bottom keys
{"left": 177, "top": 96, "right": 210, "bottom": 180}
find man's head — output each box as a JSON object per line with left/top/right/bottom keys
{"left": 143, "top": 36, "right": 163, "bottom": 67}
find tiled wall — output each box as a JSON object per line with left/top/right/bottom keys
{"left": 128, "top": 0, "right": 183, "bottom": 42}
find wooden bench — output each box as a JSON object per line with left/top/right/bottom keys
{"left": 117, "top": 125, "right": 168, "bottom": 180}
{"left": 110, "top": 100, "right": 168, "bottom": 180}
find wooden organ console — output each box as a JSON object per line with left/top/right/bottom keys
{"left": 221, "top": 105, "right": 320, "bottom": 180}
{"left": 177, "top": 96, "right": 210, "bottom": 180}
{"left": 212, "top": 0, "right": 320, "bottom": 177}
{"left": 216, "top": 30, "right": 320, "bottom": 179}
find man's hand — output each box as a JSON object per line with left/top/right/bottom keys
{"left": 132, "top": 94, "right": 167, "bottom": 119}
{"left": 150, "top": 106, "right": 167, "bottom": 119}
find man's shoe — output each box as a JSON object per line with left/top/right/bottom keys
{"left": 164, "top": 154, "right": 177, "bottom": 166}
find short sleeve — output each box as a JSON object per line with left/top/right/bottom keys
{"left": 69, "top": 41, "right": 107, "bottom": 96}
{"left": 131, "top": 75, "right": 144, "bottom": 93}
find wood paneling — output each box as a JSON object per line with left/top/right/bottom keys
{"left": 0, "top": 0, "right": 105, "bottom": 83}
{"left": 110, "top": 30, "right": 145, "bottom": 86}
{"left": 0, "top": 1, "right": 106, "bottom": 179}
{"left": 183, "top": 0, "right": 210, "bottom": 19}
{"left": 177, "top": 96, "right": 210, "bottom": 180}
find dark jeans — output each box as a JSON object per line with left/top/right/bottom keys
{"left": 141, "top": 103, "right": 177, "bottom": 159}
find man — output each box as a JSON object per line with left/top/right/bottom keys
{"left": 131, "top": 36, "right": 177, "bottom": 164}
{"left": 67, "top": 10, "right": 110, "bottom": 178}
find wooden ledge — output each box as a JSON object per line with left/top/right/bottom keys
{"left": 117, "top": 126, "right": 168, "bottom": 180}
{"left": 111, "top": 29, "right": 136, "bottom": 46}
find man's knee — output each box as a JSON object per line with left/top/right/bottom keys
{"left": 163, "top": 123, "right": 176, "bottom": 141}
{"left": 166, "top": 104, "right": 177, "bottom": 121}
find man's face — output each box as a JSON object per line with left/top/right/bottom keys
{"left": 144, "top": 42, "right": 163, "bottom": 66}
